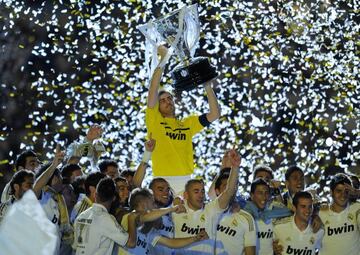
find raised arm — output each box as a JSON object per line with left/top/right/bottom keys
{"left": 204, "top": 81, "right": 220, "bottom": 123}
{"left": 33, "top": 145, "right": 64, "bottom": 198}
{"left": 217, "top": 149, "right": 241, "bottom": 210}
{"left": 208, "top": 150, "right": 232, "bottom": 199}
{"left": 147, "top": 45, "right": 168, "bottom": 108}
{"left": 132, "top": 134, "right": 156, "bottom": 188}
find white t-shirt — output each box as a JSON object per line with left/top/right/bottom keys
{"left": 117, "top": 213, "right": 161, "bottom": 255}
{"left": 273, "top": 216, "right": 324, "bottom": 255}
{"left": 172, "top": 198, "right": 225, "bottom": 255}
{"left": 319, "top": 202, "right": 360, "bottom": 255}
{"left": 255, "top": 219, "right": 274, "bottom": 255}
{"left": 39, "top": 191, "right": 60, "bottom": 228}
{"left": 73, "top": 203, "right": 129, "bottom": 255}
{"left": 215, "top": 209, "right": 256, "bottom": 255}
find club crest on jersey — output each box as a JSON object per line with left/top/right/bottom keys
{"left": 286, "top": 237, "right": 291, "bottom": 242}
{"left": 232, "top": 219, "right": 238, "bottom": 227}
{"left": 310, "top": 237, "right": 315, "bottom": 245}
{"left": 348, "top": 214, "right": 354, "bottom": 221}
{"left": 200, "top": 214, "right": 205, "bottom": 222}
{"left": 324, "top": 220, "right": 330, "bottom": 225}
{"left": 182, "top": 215, "right": 188, "bottom": 220}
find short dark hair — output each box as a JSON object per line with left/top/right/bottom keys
{"left": 98, "top": 160, "right": 118, "bottom": 173}
{"left": 215, "top": 173, "right": 229, "bottom": 191}
{"left": 61, "top": 164, "right": 81, "bottom": 184}
{"left": 250, "top": 178, "right": 270, "bottom": 194}
{"left": 85, "top": 172, "right": 106, "bottom": 196}
{"left": 114, "top": 176, "right": 128, "bottom": 184}
{"left": 120, "top": 170, "right": 135, "bottom": 178}
{"left": 96, "top": 177, "right": 116, "bottom": 203}
{"left": 72, "top": 175, "right": 86, "bottom": 196}
{"left": 253, "top": 165, "right": 274, "bottom": 179}
{"left": 293, "top": 191, "right": 313, "bottom": 207}
{"left": 348, "top": 174, "right": 359, "bottom": 189}
{"left": 185, "top": 179, "right": 204, "bottom": 192}
{"left": 285, "top": 165, "right": 304, "bottom": 181}
{"left": 35, "top": 163, "right": 60, "bottom": 186}
{"left": 129, "top": 188, "right": 153, "bottom": 210}
{"left": 10, "top": 170, "right": 34, "bottom": 195}
{"left": 330, "top": 173, "right": 352, "bottom": 192}
{"left": 15, "top": 150, "right": 37, "bottom": 170}
{"left": 149, "top": 177, "right": 169, "bottom": 190}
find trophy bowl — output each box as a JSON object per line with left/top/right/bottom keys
{"left": 172, "top": 57, "right": 217, "bottom": 92}
{"left": 139, "top": 4, "right": 218, "bottom": 93}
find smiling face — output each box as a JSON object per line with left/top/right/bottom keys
{"left": 116, "top": 180, "right": 130, "bottom": 204}
{"left": 294, "top": 197, "right": 313, "bottom": 224}
{"left": 331, "top": 183, "right": 349, "bottom": 212}
{"left": 151, "top": 180, "right": 171, "bottom": 207}
{"left": 158, "top": 92, "right": 175, "bottom": 118}
{"left": 251, "top": 184, "right": 270, "bottom": 210}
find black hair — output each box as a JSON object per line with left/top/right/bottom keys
{"left": 330, "top": 173, "right": 352, "bottom": 192}
{"left": 98, "top": 160, "right": 118, "bottom": 173}
{"left": 285, "top": 165, "right": 304, "bottom": 181}
{"left": 120, "top": 170, "right": 135, "bottom": 178}
{"left": 96, "top": 177, "right": 116, "bottom": 203}
{"left": 72, "top": 175, "right": 86, "bottom": 196}
{"left": 9, "top": 170, "right": 34, "bottom": 195}
{"left": 129, "top": 188, "right": 153, "bottom": 210}
{"left": 253, "top": 164, "right": 274, "bottom": 179}
{"left": 61, "top": 164, "right": 81, "bottom": 184}
{"left": 15, "top": 150, "right": 37, "bottom": 170}
{"left": 293, "top": 191, "right": 313, "bottom": 207}
{"left": 215, "top": 173, "right": 230, "bottom": 191}
{"left": 250, "top": 178, "right": 270, "bottom": 194}
{"left": 85, "top": 172, "right": 106, "bottom": 196}
{"left": 184, "top": 179, "right": 204, "bottom": 192}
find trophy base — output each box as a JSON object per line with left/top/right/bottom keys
{"left": 171, "top": 57, "right": 217, "bottom": 92}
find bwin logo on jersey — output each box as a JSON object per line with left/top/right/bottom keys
{"left": 327, "top": 223, "right": 355, "bottom": 236}
{"left": 137, "top": 237, "right": 147, "bottom": 248}
{"left": 217, "top": 224, "right": 237, "bottom": 237}
{"left": 286, "top": 246, "right": 313, "bottom": 255}
{"left": 166, "top": 132, "right": 186, "bottom": 140}
{"left": 257, "top": 229, "right": 273, "bottom": 239}
{"left": 181, "top": 223, "right": 205, "bottom": 235}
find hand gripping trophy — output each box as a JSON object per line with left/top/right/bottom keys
{"left": 138, "top": 4, "right": 217, "bottom": 92}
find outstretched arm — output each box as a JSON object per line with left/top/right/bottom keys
{"left": 204, "top": 81, "right": 220, "bottom": 123}
{"left": 147, "top": 46, "right": 168, "bottom": 109}
{"left": 217, "top": 149, "right": 241, "bottom": 210}
{"left": 157, "top": 229, "right": 209, "bottom": 248}
{"left": 139, "top": 204, "right": 186, "bottom": 223}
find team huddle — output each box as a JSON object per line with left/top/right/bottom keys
{"left": 0, "top": 46, "right": 359, "bottom": 255}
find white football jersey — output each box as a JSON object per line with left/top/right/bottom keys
{"left": 255, "top": 219, "right": 274, "bottom": 255}
{"left": 117, "top": 213, "right": 161, "bottom": 255}
{"left": 172, "top": 198, "right": 225, "bottom": 255}
{"left": 73, "top": 203, "right": 129, "bottom": 255}
{"left": 215, "top": 209, "right": 256, "bottom": 255}
{"left": 319, "top": 202, "right": 360, "bottom": 255}
{"left": 148, "top": 213, "right": 175, "bottom": 255}
{"left": 273, "top": 216, "right": 324, "bottom": 255}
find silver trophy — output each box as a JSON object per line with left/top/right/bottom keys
{"left": 138, "top": 4, "right": 217, "bottom": 92}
